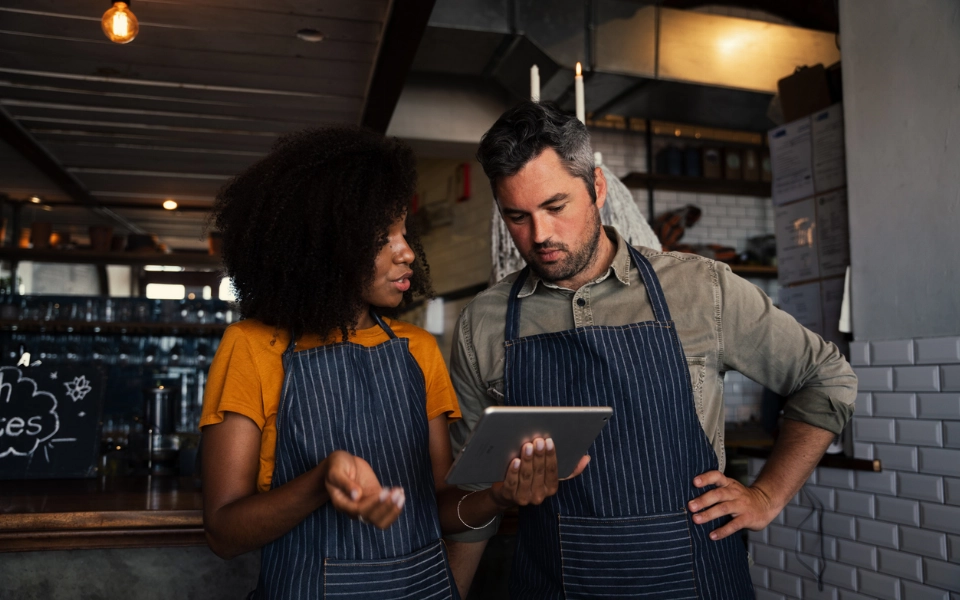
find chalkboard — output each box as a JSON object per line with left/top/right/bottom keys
{"left": 0, "top": 365, "right": 105, "bottom": 479}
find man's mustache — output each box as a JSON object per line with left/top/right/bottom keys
{"left": 532, "top": 242, "right": 568, "bottom": 252}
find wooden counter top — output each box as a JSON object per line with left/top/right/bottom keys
{"left": 0, "top": 476, "right": 205, "bottom": 552}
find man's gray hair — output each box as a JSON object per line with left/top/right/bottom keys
{"left": 476, "top": 101, "right": 596, "bottom": 202}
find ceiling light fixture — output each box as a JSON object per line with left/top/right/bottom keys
{"left": 29, "top": 196, "right": 41, "bottom": 204}
{"left": 162, "top": 200, "right": 178, "bottom": 210}
{"left": 296, "top": 29, "right": 324, "bottom": 43}
{"left": 102, "top": 1, "right": 139, "bottom": 44}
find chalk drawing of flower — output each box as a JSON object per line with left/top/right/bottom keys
{"left": 64, "top": 376, "right": 92, "bottom": 403}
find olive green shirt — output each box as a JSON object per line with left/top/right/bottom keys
{"left": 446, "top": 227, "right": 856, "bottom": 541}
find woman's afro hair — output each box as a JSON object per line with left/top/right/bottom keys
{"left": 211, "top": 126, "right": 432, "bottom": 340}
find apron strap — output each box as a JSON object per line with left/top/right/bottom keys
{"left": 283, "top": 310, "right": 398, "bottom": 357}
{"left": 504, "top": 246, "right": 675, "bottom": 342}
{"left": 283, "top": 330, "right": 298, "bottom": 356}
{"left": 371, "top": 310, "right": 398, "bottom": 339}
{"left": 625, "top": 245, "right": 673, "bottom": 323}
{"left": 505, "top": 266, "right": 530, "bottom": 341}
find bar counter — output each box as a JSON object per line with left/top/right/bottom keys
{"left": 0, "top": 476, "right": 204, "bottom": 552}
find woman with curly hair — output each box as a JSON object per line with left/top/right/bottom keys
{"left": 199, "top": 127, "right": 466, "bottom": 599}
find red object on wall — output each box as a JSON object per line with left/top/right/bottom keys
{"left": 456, "top": 163, "right": 471, "bottom": 202}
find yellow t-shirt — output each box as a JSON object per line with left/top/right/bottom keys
{"left": 200, "top": 318, "right": 461, "bottom": 492}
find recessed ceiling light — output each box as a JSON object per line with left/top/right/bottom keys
{"left": 296, "top": 29, "right": 324, "bottom": 42}
{"left": 163, "top": 200, "right": 178, "bottom": 210}
{"left": 30, "top": 196, "right": 41, "bottom": 203}
{"left": 41, "top": 205, "right": 53, "bottom": 212}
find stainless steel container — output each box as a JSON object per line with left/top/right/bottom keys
{"left": 144, "top": 382, "right": 180, "bottom": 474}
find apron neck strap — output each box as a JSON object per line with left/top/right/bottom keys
{"left": 505, "top": 267, "right": 530, "bottom": 341}
{"left": 284, "top": 330, "right": 298, "bottom": 355}
{"left": 283, "top": 310, "right": 398, "bottom": 356}
{"left": 371, "top": 310, "right": 398, "bottom": 339}
{"left": 625, "top": 245, "right": 673, "bottom": 323}
{"left": 504, "top": 246, "right": 673, "bottom": 341}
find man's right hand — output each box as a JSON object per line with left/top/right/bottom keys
{"left": 489, "top": 437, "right": 591, "bottom": 508}
{"left": 324, "top": 450, "right": 404, "bottom": 529}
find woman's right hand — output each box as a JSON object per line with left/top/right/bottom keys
{"left": 324, "top": 450, "right": 405, "bottom": 529}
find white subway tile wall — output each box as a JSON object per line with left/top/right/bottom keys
{"left": 749, "top": 335, "right": 960, "bottom": 599}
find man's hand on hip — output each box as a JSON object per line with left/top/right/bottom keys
{"left": 686, "top": 470, "right": 780, "bottom": 540}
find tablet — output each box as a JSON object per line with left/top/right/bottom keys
{"left": 445, "top": 406, "right": 613, "bottom": 486}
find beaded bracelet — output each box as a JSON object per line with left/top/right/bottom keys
{"left": 457, "top": 489, "right": 498, "bottom": 530}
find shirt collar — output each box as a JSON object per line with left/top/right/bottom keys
{"left": 516, "top": 226, "right": 632, "bottom": 298}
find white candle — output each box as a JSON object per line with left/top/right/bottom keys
{"left": 575, "top": 62, "right": 585, "bottom": 124}
{"left": 530, "top": 65, "right": 540, "bottom": 102}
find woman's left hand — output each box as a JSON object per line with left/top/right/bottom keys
{"left": 324, "top": 450, "right": 405, "bottom": 529}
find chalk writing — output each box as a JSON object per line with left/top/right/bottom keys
{"left": 0, "top": 367, "right": 60, "bottom": 458}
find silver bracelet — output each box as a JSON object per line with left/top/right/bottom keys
{"left": 457, "top": 489, "right": 498, "bottom": 530}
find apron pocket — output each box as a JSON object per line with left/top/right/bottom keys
{"left": 559, "top": 512, "right": 700, "bottom": 599}
{"left": 323, "top": 539, "right": 455, "bottom": 600}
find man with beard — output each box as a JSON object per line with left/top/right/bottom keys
{"left": 444, "top": 102, "right": 857, "bottom": 599}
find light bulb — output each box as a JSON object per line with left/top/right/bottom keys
{"left": 162, "top": 200, "right": 178, "bottom": 210}
{"left": 102, "top": 2, "right": 139, "bottom": 44}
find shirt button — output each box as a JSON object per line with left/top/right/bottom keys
{"left": 576, "top": 298, "right": 586, "bottom": 307}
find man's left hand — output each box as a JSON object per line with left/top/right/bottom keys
{"left": 686, "top": 470, "right": 780, "bottom": 541}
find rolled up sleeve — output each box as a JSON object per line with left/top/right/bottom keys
{"left": 716, "top": 264, "right": 857, "bottom": 435}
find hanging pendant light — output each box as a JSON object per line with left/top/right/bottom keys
{"left": 102, "top": 1, "right": 139, "bottom": 44}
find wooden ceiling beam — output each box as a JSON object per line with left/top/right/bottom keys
{"left": 0, "top": 1, "right": 384, "bottom": 40}
{"left": 361, "top": 0, "right": 438, "bottom": 133}
{"left": 0, "top": 52, "right": 368, "bottom": 99}
{"left": 0, "top": 105, "right": 144, "bottom": 233}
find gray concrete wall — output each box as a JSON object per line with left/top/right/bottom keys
{"left": 842, "top": 0, "right": 960, "bottom": 341}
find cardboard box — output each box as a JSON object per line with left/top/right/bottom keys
{"left": 778, "top": 64, "right": 833, "bottom": 123}
{"left": 812, "top": 103, "right": 846, "bottom": 193}
{"left": 775, "top": 197, "right": 820, "bottom": 285}
{"left": 769, "top": 117, "right": 814, "bottom": 206}
{"left": 816, "top": 189, "right": 850, "bottom": 278}
{"left": 779, "top": 282, "right": 824, "bottom": 335}
{"left": 820, "top": 276, "right": 848, "bottom": 353}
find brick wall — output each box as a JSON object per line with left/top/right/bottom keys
{"left": 748, "top": 336, "right": 960, "bottom": 599}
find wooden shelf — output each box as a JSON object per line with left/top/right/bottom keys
{"left": 0, "top": 248, "right": 222, "bottom": 269}
{"left": 736, "top": 446, "right": 881, "bottom": 472}
{"left": 620, "top": 172, "right": 772, "bottom": 197}
{"left": 0, "top": 319, "right": 228, "bottom": 335}
{"left": 729, "top": 264, "right": 778, "bottom": 279}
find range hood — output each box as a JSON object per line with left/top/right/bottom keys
{"left": 412, "top": 0, "right": 840, "bottom": 131}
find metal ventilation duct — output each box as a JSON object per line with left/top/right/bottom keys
{"left": 414, "top": 0, "right": 840, "bottom": 131}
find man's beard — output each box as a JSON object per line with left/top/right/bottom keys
{"left": 523, "top": 210, "right": 602, "bottom": 283}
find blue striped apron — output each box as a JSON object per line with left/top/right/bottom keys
{"left": 503, "top": 245, "right": 754, "bottom": 599}
{"left": 257, "top": 314, "right": 460, "bottom": 600}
